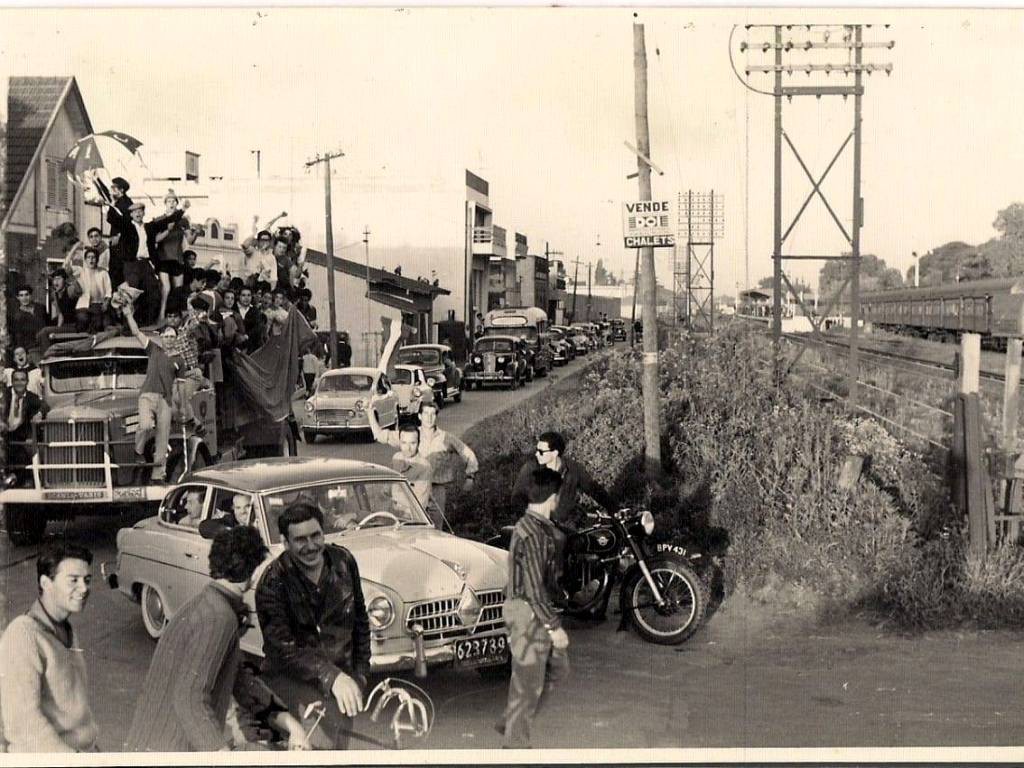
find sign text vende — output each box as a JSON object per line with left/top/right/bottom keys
{"left": 622, "top": 199, "right": 675, "bottom": 248}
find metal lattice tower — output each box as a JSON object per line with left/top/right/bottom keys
{"left": 734, "top": 23, "right": 894, "bottom": 403}
{"left": 674, "top": 190, "right": 724, "bottom": 333}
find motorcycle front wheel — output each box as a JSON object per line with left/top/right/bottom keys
{"left": 620, "top": 556, "right": 707, "bottom": 645}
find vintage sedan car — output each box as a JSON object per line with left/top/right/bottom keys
{"left": 302, "top": 367, "right": 399, "bottom": 442}
{"left": 543, "top": 331, "right": 571, "bottom": 366}
{"left": 463, "top": 335, "right": 528, "bottom": 390}
{"left": 610, "top": 319, "right": 627, "bottom": 342}
{"left": 104, "top": 458, "right": 510, "bottom": 675}
{"left": 555, "top": 324, "right": 591, "bottom": 355}
{"left": 391, "top": 364, "right": 430, "bottom": 419}
{"left": 394, "top": 344, "right": 462, "bottom": 406}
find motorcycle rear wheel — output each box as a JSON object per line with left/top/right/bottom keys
{"left": 620, "top": 556, "right": 707, "bottom": 645}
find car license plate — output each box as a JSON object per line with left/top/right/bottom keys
{"left": 454, "top": 635, "right": 509, "bottom": 667}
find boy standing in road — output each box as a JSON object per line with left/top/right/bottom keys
{"left": 500, "top": 468, "right": 570, "bottom": 749}
{"left": 0, "top": 542, "right": 99, "bottom": 753}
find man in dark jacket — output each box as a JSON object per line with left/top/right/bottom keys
{"left": 105, "top": 177, "right": 133, "bottom": 288}
{"left": 125, "top": 526, "right": 309, "bottom": 752}
{"left": 8, "top": 284, "right": 49, "bottom": 362}
{"left": 511, "top": 431, "right": 615, "bottom": 531}
{"left": 255, "top": 501, "right": 370, "bottom": 750}
{"left": 3, "top": 369, "right": 49, "bottom": 485}
{"left": 236, "top": 286, "right": 266, "bottom": 353}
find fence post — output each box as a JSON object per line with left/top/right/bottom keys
{"left": 999, "top": 338, "right": 1024, "bottom": 542}
{"left": 959, "top": 333, "right": 980, "bottom": 395}
{"left": 957, "top": 334, "right": 992, "bottom": 556}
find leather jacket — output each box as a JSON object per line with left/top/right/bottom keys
{"left": 254, "top": 545, "right": 371, "bottom": 695}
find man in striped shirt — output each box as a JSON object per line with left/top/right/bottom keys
{"left": 499, "top": 467, "right": 570, "bottom": 749}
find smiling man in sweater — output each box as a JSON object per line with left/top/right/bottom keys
{"left": 0, "top": 542, "right": 99, "bottom": 753}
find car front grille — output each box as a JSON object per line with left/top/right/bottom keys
{"left": 40, "top": 420, "right": 107, "bottom": 488}
{"left": 317, "top": 408, "right": 356, "bottom": 423}
{"left": 406, "top": 589, "right": 505, "bottom": 641}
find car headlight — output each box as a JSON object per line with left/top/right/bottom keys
{"left": 497, "top": 356, "right": 506, "bottom": 364}
{"left": 427, "top": 377, "right": 436, "bottom": 386}
{"left": 304, "top": 400, "right": 314, "bottom": 412}
{"left": 412, "top": 386, "right": 422, "bottom": 397}
{"left": 641, "top": 510, "right": 655, "bottom": 535}
{"left": 473, "top": 356, "right": 481, "bottom": 364}
{"left": 367, "top": 595, "right": 395, "bottom": 630}
{"left": 354, "top": 399, "right": 365, "bottom": 411}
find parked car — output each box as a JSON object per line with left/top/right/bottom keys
{"left": 463, "top": 335, "right": 528, "bottom": 390}
{"left": 610, "top": 319, "right": 627, "bottom": 342}
{"left": 390, "top": 364, "right": 430, "bottom": 420}
{"left": 103, "top": 458, "right": 511, "bottom": 676}
{"left": 301, "top": 367, "right": 399, "bottom": 442}
{"left": 558, "top": 324, "right": 592, "bottom": 354}
{"left": 394, "top": 344, "right": 462, "bottom": 407}
{"left": 544, "top": 330, "right": 571, "bottom": 366}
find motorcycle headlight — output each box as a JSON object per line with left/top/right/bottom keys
{"left": 641, "top": 510, "right": 655, "bottom": 535}
{"left": 304, "top": 400, "right": 315, "bottom": 412}
{"left": 367, "top": 596, "right": 395, "bottom": 630}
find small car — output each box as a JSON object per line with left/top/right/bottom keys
{"left": 390, "top": 364, "right": 430, "bottom": 419}
{"left": 394, "top": 344, "right": 462, "bottom": 407}
{"left": 610, "top": 319, "right": 627, "bottom": 342}
{"left": 463, "top": 335, "right": 528, "bottom": 390}
{"left": 302, "top": 367, "right": 399, "bottom": 442}
{"left": 103, "top": 458, "right": 511, "bottom": 676}
{"left": 557, "top": 325, "right": 591, "bottom": 354}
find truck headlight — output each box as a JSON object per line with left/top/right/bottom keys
{"left": 641, "top": 510, "right": 655, "bottom": 535}
{"left": 367, "top": 596, "right": 395, "bottom": 630}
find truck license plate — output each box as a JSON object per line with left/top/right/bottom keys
{"left": 454, "top": 635, "right": 509, "bottom": 667}
{"left": 42, "top": 490, "right": 105, "bottom": 501}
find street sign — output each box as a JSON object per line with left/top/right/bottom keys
{"left": 623, "top": 200, "right": 676, "bottom": 248}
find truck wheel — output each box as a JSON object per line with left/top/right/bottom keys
{"left": 140, "top": 583, "right": 169, "bottom": 640}
{"left": 303, "top": 429, "right": 318, "bottom": 444}
{"left": 4, "top": 504, "right": 48, "bottom": 546}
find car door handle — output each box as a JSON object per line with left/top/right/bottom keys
{"left": 184, "top": 551, "right": 197, "bottom": 559}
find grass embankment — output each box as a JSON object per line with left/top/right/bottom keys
{"left": 448, "top": 324, "right": 1024, "bottom": 630}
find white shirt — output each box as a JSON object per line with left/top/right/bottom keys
{"left": 133, "top": 222, "right": 148, "bottom": 260}
{"left": 75, "top": 266, "right": 113, "bottom": 309}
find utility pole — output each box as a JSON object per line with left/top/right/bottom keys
{"left": 363, "top": 226, "right": 372, "bottom": 365}
{"left": 569, "top": 256, "right": 584, "bottom": 324}
{"left": 633, "top": 20, "right": 662, "bottom": 475}
{"left": 630, "top": 250, "right": 640, "bottom": 347}
{"left": 586, "top": 262, "right": 593, "bottom": 322}
{"left": 305, "top": 149, "right": 344, "bottom": 368}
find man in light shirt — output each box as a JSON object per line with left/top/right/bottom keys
{"left": 72, "top": 249, "right": 112, "bottom": 333}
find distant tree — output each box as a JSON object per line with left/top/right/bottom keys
{"left": 594, "top": 259, "right": 612, "bottom": 286}
{"left": 912, "top": 241, "right": 990, "bottom": 285}
{"left": 818, "top": 253, "right": 904, "bottom": 303}
{"left": 756, "top": 274, "right": 811, "bottom": 295}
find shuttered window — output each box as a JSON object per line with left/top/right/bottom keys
{"left": 45, "top": 159, "right": 70, "bottom": 210}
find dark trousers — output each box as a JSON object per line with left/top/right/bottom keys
{"left": 502, "top": 599, "right": 570, "bottom": 748}
{"left": 264, "top": 673, "right": 352, "bottom": 750}
{"left": 303, "top": 373, "right": 316, "bottom": 397}
{"left": 124, "top": 259, "right": 161, "bottom": 325}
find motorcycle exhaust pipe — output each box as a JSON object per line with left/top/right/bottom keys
{"left": 411, "top": 623, "right": 427, "bottom": 679}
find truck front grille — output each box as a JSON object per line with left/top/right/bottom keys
{"left": 40, "top": 420, "right": 107, "bottom": 488}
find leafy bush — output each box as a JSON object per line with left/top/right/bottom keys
{"left": 451, "top": 323, "right": 1024, "bottom": 630}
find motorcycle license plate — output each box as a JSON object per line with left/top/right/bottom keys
{"left": 454, "top": 635, "right": 508, "bottom": 667}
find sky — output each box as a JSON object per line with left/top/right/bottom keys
{"left": 2, "top": 7, "right": 1024, "bottom": 296}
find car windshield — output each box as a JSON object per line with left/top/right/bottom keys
{"left": 396, "top": 348, "right": 441, "bottom": 366}
{"left": 318, "top": 374, "right": 373, "bottom": 392}
{"left": 486, "top": 326, "right": 537, "bottom": 341}
{"left": 262, "top": 480, "right": 429, "bottom": 542}
{"left": 476, "top": 338, "right": 514, "bottom": 353}
{"left": 46, "top": 356, "right": 148, "bottom": 394}
{"left": 391, "top": 368, "right": 414, "bottom": 385}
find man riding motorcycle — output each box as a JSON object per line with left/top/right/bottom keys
{"left": 510, "top": 431, "right": 617, "bottom": 618}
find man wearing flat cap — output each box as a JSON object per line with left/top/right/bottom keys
{"left": 106, "top": 177, "right": 133, "bottom": 288}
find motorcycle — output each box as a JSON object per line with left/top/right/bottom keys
{"left": 490, "top": 508, "right": 725, "bottom": 646}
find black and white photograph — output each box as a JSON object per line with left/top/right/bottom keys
{"left": 1, "top": 6, "right": 1023, "bottom": 763}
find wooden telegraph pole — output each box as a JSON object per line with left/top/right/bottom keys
{"left": 633, "top": 20, "right": 662, "bottom": 475}
{"left": 305, "top": 149, "right": 344, "bottom": 367}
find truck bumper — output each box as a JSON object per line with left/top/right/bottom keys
{"left": 0, "top": 485, "right": 170, "bottom": 504}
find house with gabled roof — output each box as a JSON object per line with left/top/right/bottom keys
{"left": 2, "top": 76, "right": 101, "bottom": 301}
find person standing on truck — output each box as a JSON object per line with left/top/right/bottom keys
{"left": 3, "top": 368, "right": 50, "bottom": 487}
{"left": 124, "top": 305, "right": 182, "bottom": 484}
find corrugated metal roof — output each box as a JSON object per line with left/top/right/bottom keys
{"left": 304, "top": 247, "right": 451, "bottom": 297}
{"left": 4, "top": 76, "right": 92, "bottom": 214}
